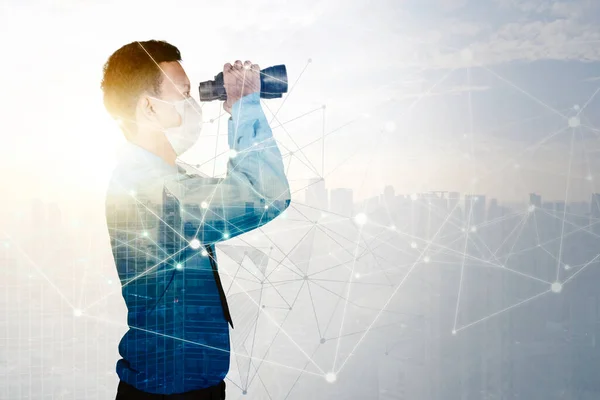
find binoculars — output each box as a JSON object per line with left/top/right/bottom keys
{"left": 198, "top": 64, "right": 288, "bottom": 102}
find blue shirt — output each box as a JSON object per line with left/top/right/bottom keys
{"left": 105, "top": 92, "right": 291, "bottom": 395}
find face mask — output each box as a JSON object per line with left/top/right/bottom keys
{"left": 150, "top": 96, "right": 203, "bottom": 156}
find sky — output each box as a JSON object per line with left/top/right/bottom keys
{"left": 2, "top": 0, "right": 600, "bottom": 208}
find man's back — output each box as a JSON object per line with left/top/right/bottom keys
{"left": 105, "top": 92, "right": 291, "bottom": 395}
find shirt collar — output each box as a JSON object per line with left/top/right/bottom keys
{"left": 116, "top": 140, "right": 185, "bottom": 174}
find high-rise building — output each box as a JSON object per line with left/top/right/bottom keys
{"left": 464, "top": 195, "right": 486, "bottom": 226}
{"left": 529, "top": 193, "right": 542, "bottom": 208}
{"left": 305, "top": 177, "right": 328, "bottom": 216}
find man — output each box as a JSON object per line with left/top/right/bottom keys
{"left": 101, "top": 40, "right": 291, "bottom": 399}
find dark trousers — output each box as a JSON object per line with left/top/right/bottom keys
{"left": 116, "top": 380, "right": 226, "bottom": 400}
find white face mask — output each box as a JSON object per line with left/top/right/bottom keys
{"left": 151, "top": 96, "right": 203, "bottom": 156}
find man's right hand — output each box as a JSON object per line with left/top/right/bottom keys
{"left": 223, "top": 60, "right": 261, "bottom": 115}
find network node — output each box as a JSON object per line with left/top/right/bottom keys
{"left": 573, "top": 104, "right": 580, "bottom": 110}
{"left": 452, "top": 329, "right": 456, "bottom": 335}
{"left": 354, "top": 213, "right": 368, "bottom": 225}
{"left": 242, "top": 390, "right": 247, "bottom": 395}
{"left": 568, "top": 116, "right": 580, "bottom": 128}
{"left": 190, "top": 239, "right": 201, "bottom": 250}
{"left": 320, "top": 338, "right": 326, "bottom": 344}
{"left": 410, "top": 241, "right": 417, "bottom": 249}
{"left": 201, "top": 201, "right": 208, "bottom": 209}
{"left": 289, "top": 307, "right": 292, "bottom": 310}
{"left": 385, "top": 351, "right": 389, "bottom": 356}
{"left": 389, "top": 224, "right": 396, "bottom": 230}
{"left": 262, "top": 305, "right": 265, "bottom": 308}
{"left": 321, "top": 212, "right": 327, "bottom": 218}
{"left": 551, "top": 282, "right": 562, "bottom": 293}
{"left": 129, "top": 190, "right": 136, "bottom": 197}
{"left": 307, "top": 58, "right": 312, "bottom": 63}
{"left": 223, "top": 232, "right": 230, "bottom": 239}
{"left": 461, "top": 227, "right": 466, "bottom": 232}
{"left": 142, "top": 231, "right": 148, "bottom": 237}
{"left": 528, "top": 204, "right": 535, "bottom": 212}
{"left": 264, "top": 205, "right": 269, "bottom": 209}
{"left": 303, "top": 275, "right": 309, "bottom": 280}
{"left": 73, "top": 309, "right": 83, "bottom": 317}
{"left": 325, "top": 372, "right": 337, "bottom": 383}
{"left": 586, "top": 174, "right": 594, "bottom": 181}
{"left": 176, "top": 263, "right": 183, "bottom": 270}
{"left": 355, "top": 273, "right": 361, "bottom": 279}
{"left": 201, "top": 249, "right": 208, "bottom": 256}
{"left": 423, "top": 256, "right": 430, "bottom": 263}
{"left": 229, "top": 149, "right": 238, "bottom": 158}
{"left": 564, "top": 264, "right": 570, "bottom": 270}
{"left": 470, "top": 226, "right": 477, "bottom": 232}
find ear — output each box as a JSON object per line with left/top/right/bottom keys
{"left": 139, "top": 94, "right": 156, "bottom": 119}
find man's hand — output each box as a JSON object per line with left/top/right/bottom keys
{"left": 223, "top": 60, "right": 261, "bottom": 115}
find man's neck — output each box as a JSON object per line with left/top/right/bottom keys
{"left": 129, "top": 130, "right": 177, "bottom": 166}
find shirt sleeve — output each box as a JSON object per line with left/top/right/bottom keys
{"left": 164, "top": 92, "right": 291, "bottom": 246}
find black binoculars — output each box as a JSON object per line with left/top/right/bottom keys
{"left": 198, "top": 65, "right": 288, "bottom": 102}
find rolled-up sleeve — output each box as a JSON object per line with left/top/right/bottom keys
{"left": 164, "top": 92, "right": 291, "bottom": 246}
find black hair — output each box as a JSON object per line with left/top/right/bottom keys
{"left": 100, "top": 40, "right": 182, "bottom": 135}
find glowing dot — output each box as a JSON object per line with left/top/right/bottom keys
{"left": 73, "top": 309, "right": 83, "bottom": 317}
{"left": 384, "top": 121, "right": 396, "bottom": 132}
{"left": 107, "top": 279, "right": 112, "bottom": 284}
{"left": 129, "top": 190, "right": 136, "bottom": 197}
{"left": 389, "top": 225, "right": 396, "bottom": 230}
{"left": 568, "top": 116, "right": 580, "bottom": 128}
{"left": 190, "top": 239, "right": 201, "bottom": 249}
{"left": 142, "top": 231, "right": 148, "bottom": 237}
{"left": 410, "top": 241, "right": 417, "bottom": 249}
{"left": 321, "top": 212, "right": 327, "bottom": 218}
{"left": 223, "top": 232, "right": 230, "bottom": 239}
{"left": 528, "top": 205, "right": 535, "bottom": 212}
{"left": 354, "top": 213, "right": 368, "bottom": 225}
{"left": 551, "top": 282, "right": 562, "bottom": 293}
{"left": 229, "top": 149, "right": 238, "bottom": 158}
{"left": 264, "top": 205, "right": 269, "bottom": 209}
{"left": 470, "top": 226, "right": 477, "bottom": 232}
{"left": 325, "top": 372, "right": 337, "bottom": 383}
{"left": 574, "top": 104, "right": 580, "bottom": 110}
{"left": 355, "top": 273, "right": 361, "bottom": 279}
{"left": 452, "top": 329, "right": 457, "bottom": 335}
{"left": 586, "top": 175, "right": 593, "bottom": 181}
{"left": 201, "top": 201, "right": 208, "bottom": 209}
{"left": 424, "top": 256, "right": 430, "bottom": 263}
{"left": 461, "top": 227, "right": 466, "bottom": 232}
{"left": 320, "top": 338, "right": 326, "bottom": 344}
{"left": 201, "top": 249, "right": 208, "bottom": 256}
{"left": 180, "top": 207, "right": 185, "bottom": 212}
{"left": 176, "top": 263, "right": 183, "bottom": 270}
{"left": 564, "top": 264, "right": 571, "bottom": 270}
{"left": 410, "top": 193, "right": 418, "bottom": 201}
{"left": 362, "top": 113, "right": 371, "bottom": 119}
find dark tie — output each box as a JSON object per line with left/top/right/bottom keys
{"left": 205, "top": 244, "right": 234, "bottom": 329}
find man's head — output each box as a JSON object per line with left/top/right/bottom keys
{"left": 101, "top": 40, "right": 199, "bottom": 162}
